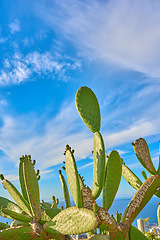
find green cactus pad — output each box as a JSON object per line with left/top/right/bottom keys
{"left": 1, "top": 178, "right": 31, "bottom": 216}
{"left": 0, "top": 226, "right": 48, "bottom": 240}
{"left": 92, "top": 132, "right": 106, "bottom": 199}
{"left": 19, "top": 158, "right": 30, "bottom": 203}
{"left": 11, "top": 220, "right": 30, "bottom": 227}
{"left": 129, "top": 225, "right": 149, "bottom": 239}
{"left": 0, "top": 197, "right": 22, "bottom": 219}
{"left": 78, "top": 174, "right": 85, "bottom": 189}
{"left": 44, "top": 206, "right": 98, "bottom": 235}
{"left": 103, "top": 151, "right": 122, "bottom": 210}
{"left": 41, "top": 201, "right": 52, "bottom": 209}
{"left": 41, "top": 208, "right": 61, "bottom": 223}
{"left": 133, "top": 138, "right": 156, "bottom": 175}
{"left": 0, "top": 222, "right": 10, "bottom": 230}
{"left": 1, "top": 208, "right": 31, "bottom": 223}
{"left": 65, "top": 146, "right": 82, "bottom": 208}
{"left": 75, "top": 86, "right": 101, "bottom": 133}
{"left": 59, "top": 170, "right": 71, "bottom": 208}
{"left": 122, "top": 175, "right": 160, "bottom": 226}
{"left": 122, "top": 164, "right": 143, "bottom": 190}
{"left": 23, "top": 156, "right": 41, "bottom": 222}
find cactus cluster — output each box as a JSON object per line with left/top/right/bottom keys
{"left": 58, "top": 86, "right": 160, "bottom": 240}
{"left": 0, "top": 86, "right": 159, "bottom": 240}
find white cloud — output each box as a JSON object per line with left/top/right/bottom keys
{"left": 9, "top": 19, "right": 20, "bottom": 34}
{"left": 0, "top": 51, "right": 81, "bottom": 86}
{"left": 78, "top": 162, "right": 93, "bottom": 170}
{"left": 0, "top": 103, "right": 159, "bottom": 173}
{"left": 5, "top": 174, "right": 19, "bottom": 182}
{"left": 35, "top": 0, "right": 160, "bottom": 78}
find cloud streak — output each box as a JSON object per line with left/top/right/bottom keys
{"left": 35, "top": 0, "right": 160, "bottom": 78}
{"left": 0, "top": 51, "right": 81, "bottom": 86}
{"left": 0, "top": 101, "right": 159, "bottom": 174}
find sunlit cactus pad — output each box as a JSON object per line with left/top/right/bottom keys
{"left": 75, "top": 86, "right": 101, "bottom": 133}
{"left": 45, "top": 207, "right": 98, "bottom": 235}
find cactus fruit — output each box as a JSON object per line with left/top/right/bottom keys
{"left": 103, "top": 151, "right": 122, "bottom": 210}
{"left": 75, "top": 86, "right": 101, "bottom": 133}
{"left": 92, "top": 132, "right": 106, "bottom": 199}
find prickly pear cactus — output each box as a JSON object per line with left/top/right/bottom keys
{"left": 59, "top": 86, "right": 160, "bottom": 239}
{"left": 0, "top": 155, "right": 70, "bottom": 239}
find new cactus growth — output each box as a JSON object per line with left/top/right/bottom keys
{"left": 59, "top": 86, "right": 160, "bottom": 239}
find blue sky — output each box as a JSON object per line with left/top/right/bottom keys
{"left": 0, "top": 0, "right": 160, "bottom": 203}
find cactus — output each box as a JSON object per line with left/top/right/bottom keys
{"left": 0, "top": 155, "right": 99, "bottom": 239}
{"left": 64, "top": 145, "right": 82, "bottom": 208}
{"left": 59, "top": 86, "right": 160, "bottom": 239}
{"left": 75, "top": 86, "right": 101, "bottom": 133}
{"left": 0, "top": 155, "right": 69, "bottom": 239}
{"left": 59, "top": 170, "right": 71, "bottom": 208}
{"left": 103, "top": 151, "right": 122, "bottom": 210}
{"left": 92, "top": 132, "right": 106, "bottom": 199}
{"left": 132, "top": 138, "right": 157, "bottom": 175}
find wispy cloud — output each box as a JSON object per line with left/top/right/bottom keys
{"left": 35, "top": 0, "right": 160, "bottom": 78}
{"left": 0, "top": 102, "right": 159, "bottom": 174}
{"left": 9, "top": 19, "right": 20, "bottom": 34}
{"left": 0, "top": 51, "right": 81, "bottom": 86}
{"left": 78, "top": 162, "right": 93, "bottom": 170}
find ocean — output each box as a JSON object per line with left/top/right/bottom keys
{"left": 0, "top": 196, "right": 159, "bottom": 227}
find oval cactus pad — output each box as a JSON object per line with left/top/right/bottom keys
{"left": 75, "top": 86, "right": 101, "bottom": 133}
